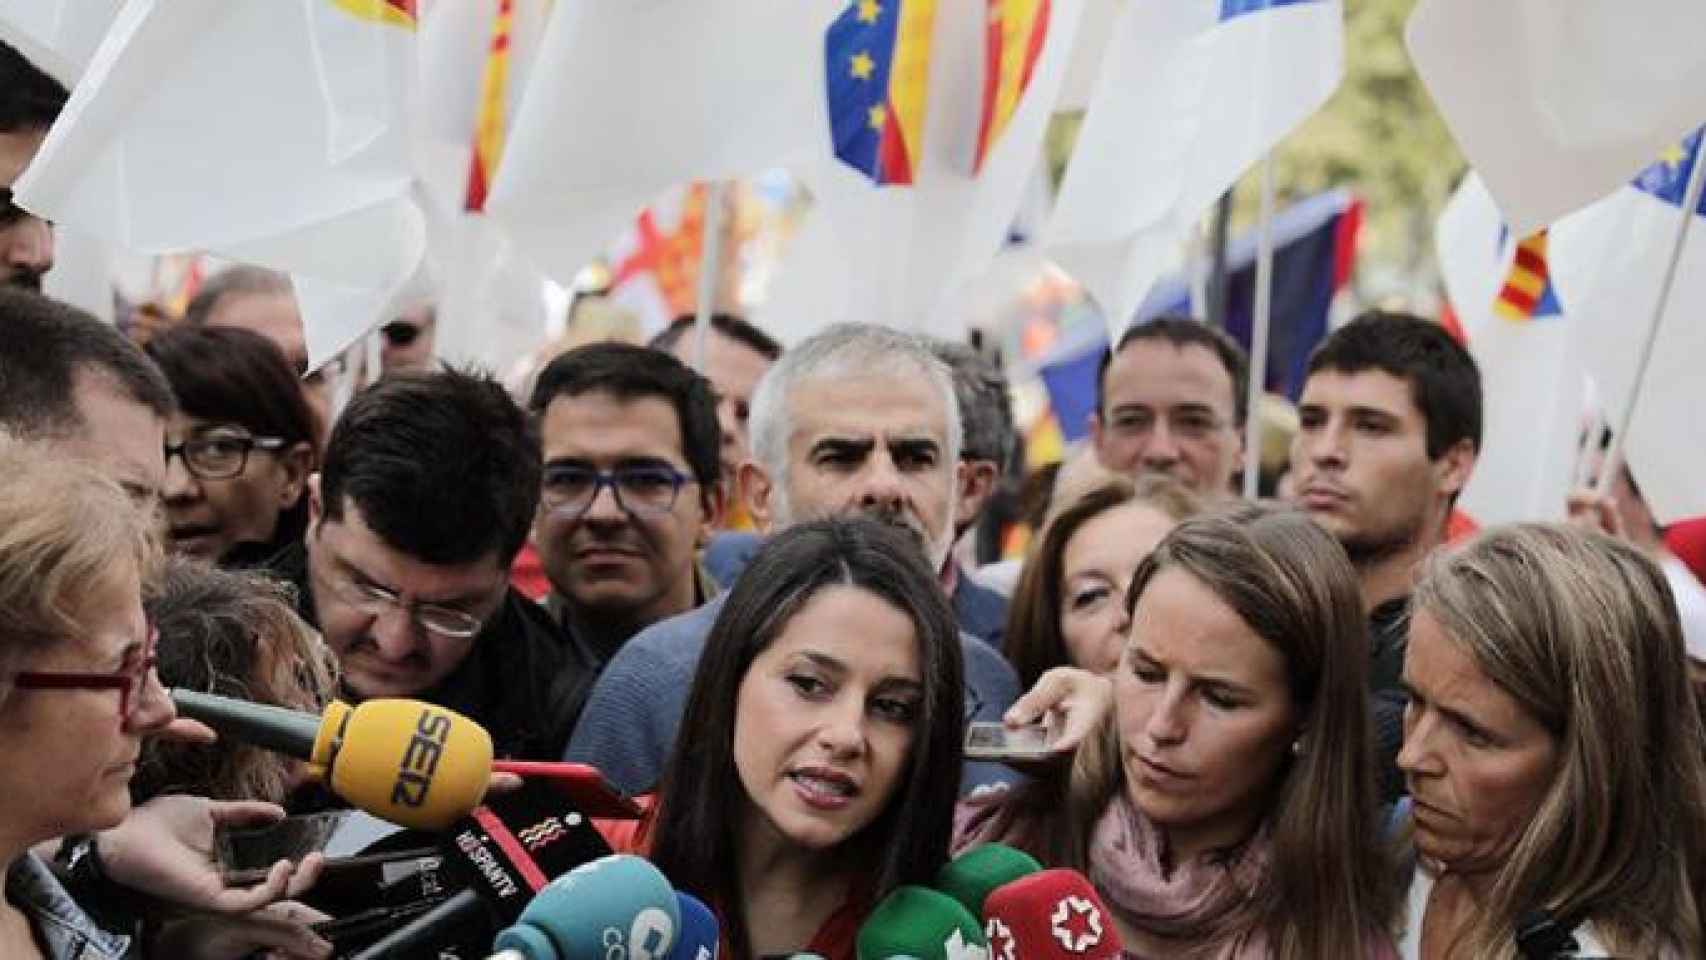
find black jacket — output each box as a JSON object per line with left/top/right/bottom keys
{"left": 272, "top": 542, "right": 586, "bottom": 761}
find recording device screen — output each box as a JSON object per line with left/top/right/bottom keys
{"left": 216, "top": 811, "right": 348, "bottom": 880}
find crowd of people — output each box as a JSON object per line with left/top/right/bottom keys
{"left": 4, "top": 38, "right": 1706, "bottom": 960}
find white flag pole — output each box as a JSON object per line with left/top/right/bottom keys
{"left": 692, "top": 180, "right": 730, "bottom": 373}
{"left": 1242, "top": 154, "right": 1276, "bottom": 500}
{"left": 1595, "top": 138, "right": 1706, "bottom": 495}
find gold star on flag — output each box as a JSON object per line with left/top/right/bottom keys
{"left": 1661, "top": 143, "right": 1688, "bottom": 170}
{"left": 850, "top": 51, "right": 875, "bottom": 80}
{"left": 857, "top": 0, "right": 882, "bottom": 24}
{"left": 868, "top": 104, "right": 887, "bottom": 130}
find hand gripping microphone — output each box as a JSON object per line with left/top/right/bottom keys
{"left": 982, "top": 869, "right": 1122, "bottom": 960}
{"left": 353, "top": 779, "right": 616, "bottom": 959}
{"left": 934, "top": 844, "right": 1042, "bottom": 921}
{"left": 666, "top": 892, "right": 720, "bottom": 960}
{"left": 170, "top": 690, "right": 493, "bottom": 830}
{"left": 487, "top": 854, "right": 680, "bottom": 960}
{"left": 856, "top": 886, "right": 988, "bottom": 960}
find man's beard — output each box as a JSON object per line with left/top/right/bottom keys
{"left": 4, "top": 269, "right": 43, "bottom": 292}
{"left": 1336, "top": 509, "right": 1429, "bottom": 569}
{"left": 773, "top": 494, "right": 956, "bottom": 571}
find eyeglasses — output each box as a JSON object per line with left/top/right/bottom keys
{"left": 1105, "top": 408, "right": 1230, "bottom": 442}
{"left": 13, "top": 623, "right": 160, "bottom": 722}
{"left": 381, "top": 321, "right": 422, "bottom": 347}
{"left": 541, "top": 464, "right": 697, "bottom": 519}
{"left": 314, "top": 566, "right": 488, "bottom": 639}
{"left": 164, "top": 434, "right": 287, "bottom": 480}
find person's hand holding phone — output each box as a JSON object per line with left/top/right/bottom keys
{"left": 987, "top": 666, "right": 1115, "bottom": 771}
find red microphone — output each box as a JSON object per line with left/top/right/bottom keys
{"left": 981, "top": 869, "right": 1123, "bottom": 959}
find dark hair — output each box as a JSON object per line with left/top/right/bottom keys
{"left": 1003, "top": 476, "right": 1201, "bottom": 690}
{"left": 648, "top": 518, "right": 965, "bottom": 957}
{"left": 0, "top": 289, "right": 175, "bottom": 439}
{"left": 321, "top": 368, "right": 540, "bottom": 565}
{"left": 930, "top": 339, "right": 1015, "bottom": 467}
{"left": 0, "top": 41, "right": 67, "bottom": 133}
{"left": 528, "top": 341, "right": 721, "bottom": 487}
{"left": 183, "top": 266, "right": 293, "bottom": 329}
{"left": 1305, "top": 310, "right": 1482, "bottom": 459}
{"left": 145, "top": 326, "right": 319, "bottom": 547}
{"left": 135, "top": 558, "right": 338, "bottom": 804}
{"left": 1095, "top": 315, "right": 1250, "bottom": 427}
{"left": 649, "top": 312, "right": 783, "bottom": 362}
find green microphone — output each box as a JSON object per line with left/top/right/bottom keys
{"left": 856, "top": 886, "right": 988, "bottom": 960}
{"left": 934, "top": 843, "right": 1043, "bottom": 920}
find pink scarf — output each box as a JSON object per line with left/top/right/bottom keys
{"left": 1087, "top": 792, "right": 1273, "bottom": 959}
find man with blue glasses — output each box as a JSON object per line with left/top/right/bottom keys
{"left": 528, "top": 342, "right": 724, "bottom": 687}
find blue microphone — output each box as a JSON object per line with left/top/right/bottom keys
{"left": 488, "top": 854, "right": 680, "bottom": 960}
{"left": 667, "top": 891, "right": 719, "bottom": 960}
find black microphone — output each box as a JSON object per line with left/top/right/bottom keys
{"left": 351, "top": 779, "right": 613, "bottom": 959}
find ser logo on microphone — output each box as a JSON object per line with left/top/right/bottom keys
{"left": 391, "top": 709, "right": 453, "bottom": 808}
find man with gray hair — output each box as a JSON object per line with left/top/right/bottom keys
{"left": 565, "top": 323, "right": 1021, "bottom": 793}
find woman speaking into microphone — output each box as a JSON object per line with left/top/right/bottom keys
{"left": 597, "top": 516, "right": 966, "bottom": 959}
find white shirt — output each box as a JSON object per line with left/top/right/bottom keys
{"left": 1397, "top": 865, "right": 1610, "bottom": 958}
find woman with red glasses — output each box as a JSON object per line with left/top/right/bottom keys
{"left": 0, "top": 442, "right": 175, "bottom": 958}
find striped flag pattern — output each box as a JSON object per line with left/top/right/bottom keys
{"left": 974, "top": 0, "right": 1050, "bottom": 172}
{"left": 1492, "top": 230, "right": 1561, "bottom": 322}
{"left": 465, "top": 0, "right": 516, "bottom": 211}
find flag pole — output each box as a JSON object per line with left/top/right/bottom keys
{"left": 692, "top": 180, "right": 730, "bottom": 373}
{"left": 1595, "top": 136, "right": 1706, "bottom": 495}
{"left": 1242, "top": 154, "right": 1276, "bottom": 500}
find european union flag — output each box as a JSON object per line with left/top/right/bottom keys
{"left": 1220, "top": 0, "right": 1320, "bottom": 23}
{"left": 826, "top": 0, "right": 936, "bottom": 185}
{"left": 1633, "top": 128, "right": 1706, "bottom": 216}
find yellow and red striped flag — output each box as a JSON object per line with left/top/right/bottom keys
{"left": 1492, "top": 229, "right": 1561, "bottom": 322}
{"left": 464, "top": 0, "right": 515, "bottom": 211}
{"left": 330, "top": 0, "right": 416, "bottom": 27}
{"left": 975, "top": 0, "right": 1050, "bottom": 172}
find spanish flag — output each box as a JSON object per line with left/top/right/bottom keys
{"left": 974, "top": 0, "right": 1049, "bottom": 172}
{"left": 825, "top": 0, "right": 939, "bottom": 185}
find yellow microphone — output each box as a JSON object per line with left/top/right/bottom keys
{"left": 171, "top": 691, "right": 493, "bottom": 830}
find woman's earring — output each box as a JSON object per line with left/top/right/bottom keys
{"left": 1290, "top": 736, "right": 1305, "bottom": 756}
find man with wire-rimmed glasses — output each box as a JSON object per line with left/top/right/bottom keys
{"left": 281, "top": 367, "right": 579, "bottom": 761}
{"left": 528, "top": 342, "right": 724, "bottom": 694}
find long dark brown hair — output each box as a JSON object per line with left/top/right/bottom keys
{"left": 648, "top": 518, "right": 965, "bottom": 957}
{"left": 983, "top": 505, "right": 1398, "bottom": 959}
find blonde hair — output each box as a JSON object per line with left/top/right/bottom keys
{"left": 1412, "top": 523, "right": 1706, "bottom": 958}
{"left": 0, "top": 439, "right": 160, "bottom": 699}
{"left": 990, "top": 505, "right": 1398, "bottom": 958}
{"left": 135, "top": 559, "right": 340, "bottom": 803}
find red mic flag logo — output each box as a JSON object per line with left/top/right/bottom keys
{"left": 1049, "top": 894, "right": 1105, "bottom": 953}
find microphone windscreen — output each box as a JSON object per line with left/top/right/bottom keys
{"left": 493, "top": 854, "right": 679, "bottom": 960}
{"left": 934, "top": 843, "right": 1042, "bottom": 919}
{"left": 667, "top": 892, "right": 719, "bottom": 960}
{"left": 329, "top": 699, "right": 494, "bottom": 830}
{"left": 982, "top": 869, "right": 1121, "bottom": 960}
{"left": 856, "top": 886, "right": 986, "bottom": 960}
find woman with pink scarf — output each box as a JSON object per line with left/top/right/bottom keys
{"left": 954, "top": 507, "right": 1399, "bottom": 958}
